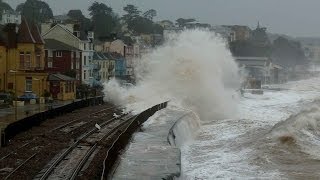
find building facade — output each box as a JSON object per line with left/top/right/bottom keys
{"left": 44, "top": 39, "right": 82, "bottom": 84}
{"left": 42, "top": 23, "right": 95, "bottom": 85}
{"left": 0, "top": 19, "right": 48, "bottom": 97}
{"left": 48, "top": 73, "right": 76, "bottom": 100}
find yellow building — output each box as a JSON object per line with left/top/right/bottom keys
{"left": 0, "top": 19, "right": 48, "bottom": 97}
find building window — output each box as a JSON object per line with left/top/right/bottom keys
{"left": 84, "top": 70, "right": 87, "bottom": 80}
{"left": 19, "top": 52, "right": 24, "bottom": 68}
{"left": 76, "top": 59, "right": 80, "bottom": 69}
{"left": 71, "top": 59, "right": 74, "bottom": 70}
{"left": 56, "top": 51, "right": 62, "bottom": 57}
{"left": 48, "top": 50, "right": 53, "bottom": 57}
{"left": 84, "top": 43, "right": 87, "bottom": 50}
{"left": 8, "top": 83, "right": 13, "bottom": 89}
{"left": 25, "top": 78, "right": 32, "bottom": 91}
{"left": 25, "top": 52, "right": 31, "bottom": 69}
{"left": 48, "top": 58, "right": 53, "bottom": 68}
{"left": 36, "top": 54, "right": 41, "bottom": 68}
{"left": 84, "top": 56, "right": 87, "bottom": 66}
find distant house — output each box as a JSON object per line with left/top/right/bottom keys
{"left": 47, "top": 73, "right": 76, "bottom": 100}
{"left": 213, "top": 25, "right": 251, "bottom": 42}
{"left": 109, "top": 52, "right": 126, "bottom": 80}
{"left": 93, "top": 52, "right": 108, "bottom": 82}
{"left": 235, "top": 57, "right": 287, "bottom": 84}
{"left": 44, "top": 39, "right": 82, "bottom": 84}
{"left": 95, "top": 39, "right": 126, "bottom": 56}
{"left": 103, "top": 53, "right": 116, "bottom": 79}
{"left": 0, "top": 10, "right": 21, "bottom": 25}
{"left": 95, "top": 38, "right": 138, "bottom": 82}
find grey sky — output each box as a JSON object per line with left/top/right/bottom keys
{"left": 4, "top": 0, "right": 320, "bottom": 37}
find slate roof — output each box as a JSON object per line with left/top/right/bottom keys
{"left": 17, "top": 17, "right": 35, "bottom": 43}
{"left": 17, "top": 17, "right": 43, "bottom": 44}
{"left": 44, "top": 39, "right": 79, "bottom": 51}
{"left": 93, "top": 52, "right": 109, "bottom": 60}
{"left": 48, "top": 73, "right": 76, "bottom": 81}
{"left": 30, "top": 22, "right": 44, "bottom": 44}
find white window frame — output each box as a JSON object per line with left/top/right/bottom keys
{"left": 48, "top": 50, "right": 53, "bottom": 57}
{"left": 56, "top": 51, "right": 62, "bottom": 57}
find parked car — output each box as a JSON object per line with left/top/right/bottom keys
{"left": 0, "top": 93, "right": 12, "bottom": 104}
{"left": 18, "top": 91, "right": 37, "bottom": 102}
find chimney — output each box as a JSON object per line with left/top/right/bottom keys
{"left": 4, "top": 23, "right": 18, "bottom": 48}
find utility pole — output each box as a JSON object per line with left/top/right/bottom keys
{"left": 9, "top": 70, "right": 17, "bottom": 121}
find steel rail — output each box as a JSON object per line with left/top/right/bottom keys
{"left": 38, "top": 113, "right": 130, "bottom": 180}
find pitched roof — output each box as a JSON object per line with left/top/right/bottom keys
{"left": 93, "top": 52, "right": 109, "bottom": 61}
{"left": 30, "top": 23, "right": 44, "bottom": 44}
{"left": 42, "top": 24, "right": 81, "bottom": 42}
{"left": 44, "top": 39, "right": 79, "bottom": 51}
{"left": 48, "top": 73, "right": 76, "bottom": 81}
{"left": 17, "top": 17, "right": 35, "bottom": 43}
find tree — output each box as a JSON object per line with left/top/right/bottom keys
{"left": 88, "top": 2, "right": 118, "bottom": 39}
{"left": 143, "top": 9, "right": 157, "bottom": 20}
{"left": 16, "top": 0, "right": 53, "bottom": 23}
{"left": 89, "top": 2, "right": 112, "bottom": 16}
{"left": 123, "top": 4, "right": 140, "bottom": 22}
{"left": 122, "top": 5, "right": 163, "bottom": 35}
{"left": 272, "top": 37, "right": 307, "bottom": 67}
{"left": 176, "top": 18, "right": 196, "bottom": 28}
{"left": 67, "top": 10, "right": 92, "bottom": 31}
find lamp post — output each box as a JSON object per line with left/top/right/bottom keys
{"left": 33, "top": 78, "right": 41, "bottom": 113}
{"left": 9, "top": 70, "right": 17, "bottom": 121}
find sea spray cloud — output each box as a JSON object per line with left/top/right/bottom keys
{"left": 103, "top": 29, "right": 240, "bottom": 120}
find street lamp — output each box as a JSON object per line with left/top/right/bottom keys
{"left": 9, "top": 70, "right": 17, "bottom": 121}
{"left": 33, "top": 78, "right": 41, "bottom": 113}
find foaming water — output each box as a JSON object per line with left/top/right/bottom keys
{"left": 103, "top": 29, "right": 240, "bottom": 119}
{"left": 269, "top": 100, "right": 320, "bottom": 158}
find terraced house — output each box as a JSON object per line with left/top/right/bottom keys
{"left": 0, "top": 18, "right": 48, "bottom": 97}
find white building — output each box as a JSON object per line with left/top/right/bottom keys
{"left": 0, "top": 10, "right": 21, "bottom": 25}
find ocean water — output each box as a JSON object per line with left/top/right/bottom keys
{"left": 180, "top": 78, "right": 320, "bottom": 179}
{"left": 102, "top": 29, "right": 320, "bottom": 179}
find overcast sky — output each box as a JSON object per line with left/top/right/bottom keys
{"left": 4, "top": 0, "right": 320, "bottom": 37}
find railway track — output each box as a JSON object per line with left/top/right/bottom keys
{"left": 0, "top": 106, "right": 117, "bottom": 162}
{"left": 34, "top": 113, "right": 135, "bottom": 180}
{"left": 50, "top": 106, "right": 118, "bottom": 132}
{"left": 0, "top": 106, "right": 121, "bottom": 179}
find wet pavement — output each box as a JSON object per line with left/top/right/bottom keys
{"left": 112, "top": 109, "right": 186, "bottom": 180}
{"left": 0, "top": 100, "right": 75, "bottom": 129}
